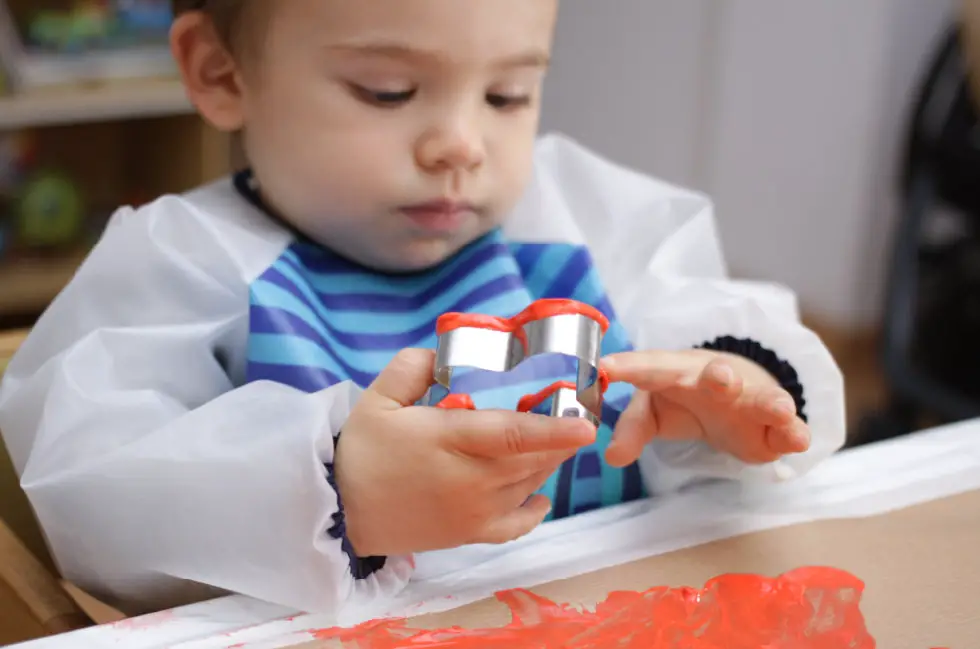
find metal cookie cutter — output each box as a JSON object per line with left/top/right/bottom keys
{"left": 423, "top": 298, "right": 610, "bottom": 426}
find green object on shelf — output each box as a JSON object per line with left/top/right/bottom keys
{"left": 15, "top": 172, "right": 85, "bottom": 248}
{"left": 29, "top": 6, "right": 113, "bottom": 52}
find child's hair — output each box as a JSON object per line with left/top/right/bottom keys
{"left": 170, "top": 0, "right": 252, "bottom": 54}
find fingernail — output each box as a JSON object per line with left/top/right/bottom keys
{"left": 604, "top": 445, "right": 627, "bottom": 468}
{"left": 772, "top": 398, "right": 796, "bottom": 416}
{"left": 793, "top": 426, "right": 811, "bottom": 449}
{"left": 571, "top": 418, "right": 597, "bottom": 439}
{"left": 713, "top": 365, "right": 734, "bottom": 386}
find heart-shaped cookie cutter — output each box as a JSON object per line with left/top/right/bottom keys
{"left": 423, "top": 299, "right": 610, "bottom": 426}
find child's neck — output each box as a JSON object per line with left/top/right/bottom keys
{"left": 232, "top": 168, "right": 497, "bottom": 278}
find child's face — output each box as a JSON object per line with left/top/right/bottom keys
{"left": 239, "top": 0, "right": 558, "bottom": 271}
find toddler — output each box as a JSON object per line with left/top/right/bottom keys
{"left": 0, "top": 0, "right": 844, "bottom": 618}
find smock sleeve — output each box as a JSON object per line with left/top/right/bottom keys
{"left": 531, "top": 134, "right": 847, "bottom": 495}
{"left": 0, "top": 193, "right": 413, "bottom": 617}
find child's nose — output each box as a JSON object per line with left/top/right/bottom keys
{"left": 415, "top": 122, "right": 486, "bottom": 174}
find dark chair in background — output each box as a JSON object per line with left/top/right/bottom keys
{"left": 860, "top": 24, "right": 980, "bottom": 443}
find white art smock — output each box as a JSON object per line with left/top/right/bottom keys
{"left": 0, "top": 134, "right": 845, "bottom": 620}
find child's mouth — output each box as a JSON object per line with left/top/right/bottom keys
{"left": 400, "top": 199, "right": 475, "bottom": 232}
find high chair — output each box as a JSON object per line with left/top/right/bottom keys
{"left": 860, "top": 11, "right": 980, "bottom": 443}
{"left": 0, "top": 517, "right": 91, "bottom": 644}
{"left": 968, "top": 0, "right": 980, "bottom": 106}
{"left": 0, "top": 329, "right": 52, "bottom": 571}
{"left": 0, "top": 328, "right": 24, "bottom": 375}
{"left": 0, "top": 328, "right": 102, "bottom": 644}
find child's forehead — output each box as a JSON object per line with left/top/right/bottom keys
{"left": 268, "top": 0, "right": 558, "bottom": 58}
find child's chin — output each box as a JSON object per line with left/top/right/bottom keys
{"left": 399, "top": 242, "right": 464, "bottom": 271}
{"left": 390, "top": 234, "right": 476, "bottom": 272}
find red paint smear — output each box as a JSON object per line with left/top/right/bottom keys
{"left": 307, "top": 567, "right": 875, "bottom": 648}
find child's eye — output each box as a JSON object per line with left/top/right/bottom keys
{"left": 351, "top": 85, "right": 417, "bottom": 107}
{"left": 486, "top": 93, "right": 532, "bottom": 110}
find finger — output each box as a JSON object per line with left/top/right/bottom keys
{"left": 741, "top": 388, "right": 800, "bottom": 427}
{"left": 501, "top": 448, "right": 579, "bottom": 485}
{"left": 766, "top": 420, "right": 811, "bottom": 455}
{"left": 710, "top": 421, "right": 800, "bottom": 465}
{"left": 705, "top": 428, "right": 781, "bottom": 465}
{"left": 503, "top": 466, "right": 560, "bottom": 505}
{"left": 449, "top": 411, "right": 596, "bottom": 458}
{"left": 605, "top": 392, "right": 658, "bottom": 467}
{"left": 471, "top": 494, "right": 552, "bottom": 545}
{"left": 658, "top": 377, "right": 807, "bottom": 464}
{"left": 368, "top": 348, "right": 436, "bottom": 408}
{"left": 600, "top": 351, "right": 703, "bottom": 392}
{"left": 695, "top": 357, "right": 744, "bottom": 405}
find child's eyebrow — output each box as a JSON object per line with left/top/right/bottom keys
{"left": 327, "top": 41, "right": 551, "bottom": 69}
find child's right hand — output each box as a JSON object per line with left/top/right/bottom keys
{"left": 334, "top": 349, "right": 597, "bottom": 558}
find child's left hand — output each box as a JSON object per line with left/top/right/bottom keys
{"left": 599, "top": 349, "right": 811, "bottom": 467}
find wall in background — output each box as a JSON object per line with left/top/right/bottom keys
{"left": 540, "top": 0, "right": 712, "bottom": 187}
{"left": 541, "top": 0, "right": 957, "bottom": 330}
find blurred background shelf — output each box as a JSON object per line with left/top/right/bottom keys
{"left": 0, "top": 77, "right": 193, "bottom": 130}
{"left": 0, "top": 1, "right": 232, "bottom": 324}
{"left": 0, "top": 249, "right": 87, "bottom": 316}
{"left": 0, "top": 84, "right": 231, "bottom": 325}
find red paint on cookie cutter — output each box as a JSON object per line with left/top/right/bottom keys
{"left": 517, "top": 381, "right": 579, "bottom": 413}
{"left": 516, "top": 371, "right": 610, "bottom": 414}
{"left": 436, "top": 298, "right": 611, "bottom": 337}
{"left": 435, "top": 394, "right": 477, "bottom": 411}
{"left": 433, "top": 299, "right": 610, "bottom": 412}
{"left": 307, "top": 566, "right": 876, "bottom": 648}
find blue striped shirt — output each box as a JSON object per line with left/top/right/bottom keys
{"left": 243, "top": 207, "right": 646, "bottom": 519}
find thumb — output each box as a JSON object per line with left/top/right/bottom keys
{"left": 471, "top": 495, "right": 552, "bottom": 545}
{"left": 605, "top": 391, "right": 657, "bottom": 467}
{"left": 368, "top": 348, "right": 436, "bottom": 408}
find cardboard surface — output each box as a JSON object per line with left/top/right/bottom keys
{"left": 0, "top": 419, "right": 975, "bottom": 649}
{"left": 298, "top": 489, "right": 978, "bottom": 648}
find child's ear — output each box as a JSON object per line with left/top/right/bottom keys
{"left": 169, "top": 12, "right": 245, "bottom": 132}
